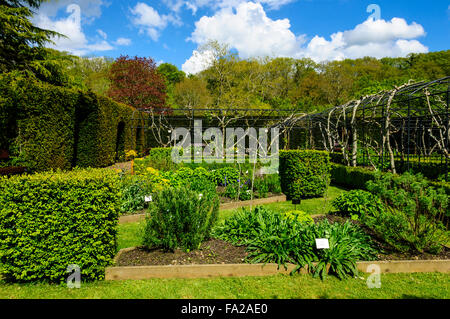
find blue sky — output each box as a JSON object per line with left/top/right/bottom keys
{"left": 33, "top": 0, "right": 450, "bottom": 74}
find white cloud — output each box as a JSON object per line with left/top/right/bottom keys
{"left": 97, "top": 29, "right": 107, "bottom": 40}
{"left": 342, "top": 17, "right": 425, "bottom": 46}
{"left": 183, "top": 0, "right": 296, "bottom": 13}
{"left": 34, "top": 4, "right": 114, "bottom": 56}
{"left": 131, "top": 2, "right": 180, "bottom": 41}
{"left": 182, "top": 50, "right": 215, "bottom": 74}
{"left": 183, "top": 1, "right": 429, "bottom": 73}
{"left": 114, "top": 38, "right": 132, "bottom": 46}
{"left": 189, "top": 3, "right": 302, "bottom": 59}
{"left": 37, "top": 0, "right": 108, "bottom": 24}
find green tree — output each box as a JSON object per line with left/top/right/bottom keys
{"left": 0, "top": 0, "right": 65, "bottom": 83}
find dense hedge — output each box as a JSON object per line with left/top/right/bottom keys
{"left": 330, "top": 164, "right": 377, "bottom": 190}
{"left": 279, "top": 150, "right": 330, "bottom": 199}
{"left": 0, "top": 169, "right": 121, "bottom": 282}
{"left": 329, "top": 152, "right": 448, "bottom": 181}
{"left": 0, "top": 73, "right": 147, "bottom": 172}
{"left": 331, "top": 163, "right": 450, "bottom": 195}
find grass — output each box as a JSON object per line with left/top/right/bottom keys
{"left": 2, "top": 184, "right": 447, "bottom": 300}
{"left": 0, "top": 273, "right": 448, "bottom": 299}
{"left": 218, "top": 185, "right": 347, "bottom": 222}
{"left": 117, "top": 185, "right": 347, "bottom": 250}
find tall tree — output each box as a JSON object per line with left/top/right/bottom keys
{"left": 107, "top": 56, "right": 167, "bottom": 109}
{"left": 0, "top": 0, "right": 64, "bottom": 82}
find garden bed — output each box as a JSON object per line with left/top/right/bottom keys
{"left": 313, "top": 215, "right": 450, "bottom": 261}
{"left": 118, "top": 194, "right": 287, "bottom": 224}
{"left": 115, "top": 239, "right": 248, "bottom": 267}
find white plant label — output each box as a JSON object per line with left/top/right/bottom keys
{"left": 315, "top": 238, "right": 330, "bottom": 249}
{"left": 145, "top": 195, "right": 153, "bottom": 202}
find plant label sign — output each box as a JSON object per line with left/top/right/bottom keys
{"left": 144, "top": 195, "right": 153, "bottom": 202}
{"left": 315, "top": 238, "right": 330, "bottom": 249}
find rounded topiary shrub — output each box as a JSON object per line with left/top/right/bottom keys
{"left": 142, "top": 186, "right": 219, "bottom": 251}
{"left": 279, "top": 150, "right": 331, "bottom": 199}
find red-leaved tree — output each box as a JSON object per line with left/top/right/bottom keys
{"left": 107, "top": 56, "right": 167, "bottom": 109}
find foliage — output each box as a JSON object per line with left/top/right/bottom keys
{"left": 279, "top": 150, "right": 331, "bottom": 199}
{"left": 364, "top": 172, "right": 449, "bottom": 254}
{"left": 282, "top": 210, "right": 314, "bottom": 225}
{"left": 107, "top": 55, "right": 167, "bottom": 110}
{"left": 0, "top": 74, "right": 144, "bottom": 171}
{"left": 211, "top": 167, "right": 240, "bottom": 186}
{"left": 0, "top": 1, "right": 66, "bottom": 84}
{"left": 142, "top": 186, "right": 219, "bottom": 251}
{"left": 332, "top": 190, "right": 384, "bottom": 220}
{"left": 214, "top": 207, "right": 377, "bottom": 280}
{"left": 330, "top": 163, "right": 377, "bottom": 190}
{"left": 119, "top": 175, "right": 154, "bottom": 214}
{"left": 0, "top": 168, "right": 121, "bottom": 282}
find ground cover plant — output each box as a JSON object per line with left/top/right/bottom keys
{"left": 213, "top": 206, "right": 378, "bottom": 279}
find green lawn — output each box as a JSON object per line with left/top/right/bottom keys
{"left": 3, "top": 184, "right": 447, "bottom": 300}
{"left": 0, "top": 273, "right": 448, "bottom": 299}
{"left": 118, "top": 185, "right": 347, "bottom": 250}
{"left": 219, "top": 185, "right": 347, "bottom": 222}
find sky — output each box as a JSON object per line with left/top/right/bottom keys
{"left": 32, "top": 0, "right": 450, "bottom": 74}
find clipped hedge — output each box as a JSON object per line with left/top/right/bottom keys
{"left": 0, "top": 169, "right": 121, "bottom": 283}
{"left": 0, "top": 73, "right": 147, "bottom": 172}
{"left": 330, "top": 164, "right": 377, "bottom": 190}
{"left": 331, "top": 163, "right": 450, "bottom": 195}
{"left": 279, "top": 150, "right": 330, "bottom": 199}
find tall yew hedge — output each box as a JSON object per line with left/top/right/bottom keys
{"left": 0, "top": 73, "right": 147, "bottom": 171}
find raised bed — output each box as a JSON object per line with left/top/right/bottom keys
{"left": 105, "top": 258, "right": 450, "bottom": 281}
{"left": 118, "top": 194, "right": 287, "bottom": 225}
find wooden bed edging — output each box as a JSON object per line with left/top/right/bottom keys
{"left": 118, "top": 195, "right": 287, "bottom": 225}
{"left": 105, "top": 259, "right": 450, "bottom": 281}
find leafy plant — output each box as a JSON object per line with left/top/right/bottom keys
{"left": 214, "top": 207, "right": 377, "bottom": 280}
{"left": 142, "top": 186, "right": 219, "bottom": 251}
{"left": 364, "top": 172, "right": 449, "bottom": 254}
{"left": 332, "top": 190, "right": 384, "bottom": 220}
{"left": 282, "top": 210, "right": 314, "bottom": 225}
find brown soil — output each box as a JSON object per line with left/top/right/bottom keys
{"left": 116, "top": 239, "right": 248, "bottom": 266}
{"left": 313, "top": 214, "right": 450, "bottom": 261}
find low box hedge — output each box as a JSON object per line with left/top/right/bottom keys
{"left": 279, "top": 150, "right": 330, "bottom": 199}
{"left": 331, "top": 163, "right": 450, "bottom": 195}
{"left": 0, "top": 168, "right": 121, "bottom": 283}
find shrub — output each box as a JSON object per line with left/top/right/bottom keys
{"left": 279, "top": 150, "right": 330, "bottom": 199}
{"left": 264, "top": 174, "right": 282, "bottom": 194}
{"left": 211, "top": 167, "right": 240, "bottom": 186}
{"left": 215, "top": 207, "right": 377, "bottom": 279}
{"left": 0, "top": 169, "right": 121, "bottom": 282}
{"left": 330, "top": 163, "right": 376, "bottom": 190}
{"left": 332, "top": 190, "right": 384, "bottom": 220}
{"left": 364, "top": 172, "right": 449, "bottom": 254}
{"left": 282, "top": 210, "right": 314, "bottom": 225}
{"left": 119, "top": 175, "right": 154, "bottom": 214}
{"left": 213, "top": 206, "right": 276, "bottom": 245}
{"left": 142, "top": 186, "right": 219, "bottom": 251}
{"left": 254, "top": 177, "right": 269, "bottom": 198}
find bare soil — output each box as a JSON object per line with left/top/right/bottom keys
{"left": 116, "top": 239, "right": 248, "bottom": 266}
{"left": 313, "top": 215, "right": 450, "bottom": 261}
